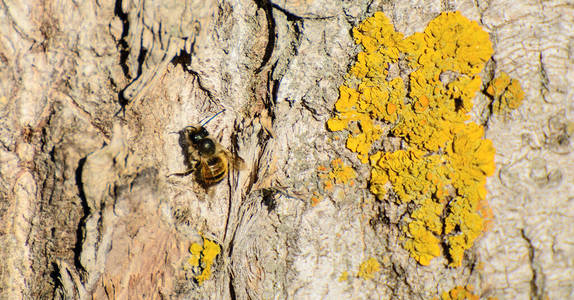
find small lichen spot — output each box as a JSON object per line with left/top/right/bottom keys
{"left": 486, "top": 72, "right": 525, "bottom": 114}
{"left": 338, "top": 271, "right": 349, "bottom": 282}
{"left": 187, "top": 235, "right": 221, "bottom": 285}
{"left": 356, "top": 257, "right": 381, "bottom": 280}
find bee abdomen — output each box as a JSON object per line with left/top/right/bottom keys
{"left": 200, "top": 156, "right": 227, "bottom": 185}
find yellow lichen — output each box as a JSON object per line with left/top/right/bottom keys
{"left": 189, "top": 242, "right": 203, "bottom": 266}
{"left": 338, "top": 271, "right": 349, "bottom": 282}
{"left": 328, "top": 158, "right": 357, "bottom": 185}
{"left": 187, "top": 235, "right": 221, "bottom": 285}
{"left": 436, "top": 285, "right": 498, "bottom": 300}
{"left": 356, "top": 257, "right": 381, "bottom": 280}
{"left": 404, "top": 220, "right": 442, "bottom": 266}
{"left": 328, "top": 12, "right": 496, "bottom": 267}
{"left": 311, "top": 194, "right": 322, "bottom": 207}
{"left": 486, "top": 72, "right": 525, "bottom": 114}
{"left": 318, "top": 158, "right": 357, "bottom": 189}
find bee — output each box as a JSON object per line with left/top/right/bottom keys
{"left": 172, "top": 110, "right": 245, "bottom": 188}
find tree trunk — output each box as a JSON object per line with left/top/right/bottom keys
{"left": 1, "top": 0, "right": 572, "bottom": 299}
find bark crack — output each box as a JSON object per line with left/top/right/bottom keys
{"left": 521, "top": 229, "right": 541, "bottom": 299}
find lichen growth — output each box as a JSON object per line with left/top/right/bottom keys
{"left": 356, "top": 257, "right": 381, "bottom": 280}
{"left": 328, "top": 158, "right": 357, "bottom": 185}
{"left": 403, "top": 198, "right": 443, "bottom": 266}
{"left": 338, "top": 271, "right": 349, "bottom": 282}
{"left": 438, "top": 285, "right": 478, "bottom": 300}
{"left": 328, "top": 11, "right": 496, "bottom": 266}
{"left": 315, "top": 159, "right": 356, "bottom": 206}
{"left": 318, "top": 158, "right": 357, "bottom": 190}
{"left": 310, "top": 191, "right": 324, "bottom": 207}
{"left": 187, "top": 235, "right": 221, "bottom": 285}
{"left": 485, "top": 72, "right": 525, "bottom": 114}
{"left": 435, "top": 285, "right": 498, "bottom": 300}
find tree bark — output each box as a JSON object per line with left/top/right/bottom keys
{"left": 0, "top": 0, "right": 573, "bottom": 299}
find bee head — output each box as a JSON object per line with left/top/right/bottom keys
{"left": 187, "top": 126, "right": 209, "bottom": 145}
{"left": 197, "top": 138, "right": 216, "bottom": 155}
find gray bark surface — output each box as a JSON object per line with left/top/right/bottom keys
{"left": 0, "top": 0, "right": 572, "bottom": 299}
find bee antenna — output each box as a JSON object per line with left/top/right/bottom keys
{"left": 200, "top": 109, "right": 226, "bottom": 126}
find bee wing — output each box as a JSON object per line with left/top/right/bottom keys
{"left": 232, "top": 154, "right": 246, "bottom": 170}
{"left": 221, "top": 147, "right": 246, "bottom": 171}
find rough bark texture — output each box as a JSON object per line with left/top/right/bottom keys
{"left": 0, "top": 0, "right": 573, "bottom": 299}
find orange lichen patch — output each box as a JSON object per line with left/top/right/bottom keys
{"left": 323, "top": 180, "right": 334, "bottom": 191}
{"left": 187, "top": 235, "right": 221, "bottom": 285}
{"left": 436, "top": 285, "right": 486, "bottom": 300}
{"left": 351, "top": 12, "right": 405, "bottom": 78}
{"left": 356, "top": 257, "right": 381, "bottom": 280}
{"left": 311, "top": 195, "right": 322, "bottom": 207}
{"left": 328, "top": 12, "right": 496, "bottom": 267}
{"left": 404, "top": 217, "right": 442, "bottom": 266}
{"left": 477, "top": 199, "right": 494, "bottom": 232}
{"left": 413, "top": 95, "right": 430, "bottom": 113}
{"left": 444, "top": 197, "right": 484, "bottom": 266}
{"left": 319, "top": 158, "right": 357, "bottom": 188}
{"left": 345, "top": 119, "right": 384, "bottom": 163}
{"left": 411, "top": 198, "right": 444, "bottom": 235}
{"left": 331, "top": 166, "right": 355, "bottom": 184}
{"left": 447, "top": 125, "right": 495, "bottom": 230}
{"left": 486, "top": 72, "right": 525, "bottom": 114}
{"left": 418, "top": 12, "right": 493, "bottom": 76}
{"left": 369, "top": 149, "right": 451, "bottom": 204}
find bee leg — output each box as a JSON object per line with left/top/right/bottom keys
{"left": 169, "top": 161, "right": 199, "bottom": 177}
{"left": 168, "top": 169, "right": 195, "bottom": 177}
